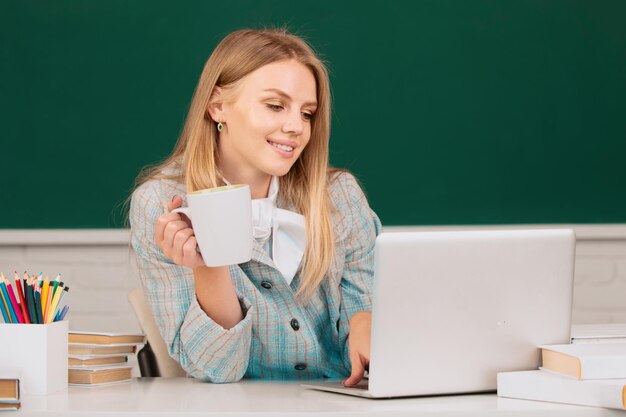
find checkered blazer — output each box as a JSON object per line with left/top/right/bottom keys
{"left": 129, "top": 171, "right": 382, "bottom": 383}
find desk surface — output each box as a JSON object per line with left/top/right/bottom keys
{"left": 19, "top": 377, "right": 623, "bottom": 416}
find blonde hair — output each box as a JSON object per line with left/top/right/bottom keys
{"left": 134, "top": 28, "right": 335, "bottom": 300}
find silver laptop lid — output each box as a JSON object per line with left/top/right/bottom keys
{"left": 368, "top": 229, "right": 575, "bottom": 397}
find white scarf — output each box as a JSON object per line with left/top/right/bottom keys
{"left": 222, "top": 175, "right": 306, "bottom": 285}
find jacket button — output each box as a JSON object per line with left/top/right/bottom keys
{"left": 295, "top": 363, "right": 307, "bottom": 371}
{"left": 260, "top": 281, "right": 272, "bottom": 289}
{"left": 290, "top": 318, "right": 300, "bottom": 331}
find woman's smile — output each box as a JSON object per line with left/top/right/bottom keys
{"left": 267, "top": 138, "right": 297, "bottom": 157}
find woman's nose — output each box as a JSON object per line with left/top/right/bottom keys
{"left": 282, "top": 110, "right": 304, "bottom": 135}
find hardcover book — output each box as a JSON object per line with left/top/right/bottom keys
{"left": 0, "top": 378, "right": 20, "bottom": 410}
{"left": 68, "top": 355, "right": 128, "bottom": 367}
{"left": 541, "top": 343, "right": 626, "bottom": 380}
{"left": 0, "top": 378, "right": 19, "bottom": 403}
{"left": 498, "top": 370, "right": 626, "bottom": 410}
{"left": 68, "top": 364, "right": 133, "bottom": 385}
{"left": 68, "top": 344, "right": 138, "bottom": 356}
{"left": 69, "top": 331, "right": 145, "bottom": 345}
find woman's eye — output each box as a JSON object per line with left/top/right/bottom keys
{"left": 302, "top": 112, "right": 314, "bottom": 121}
{"left": 267, "top": 104, "right": 283, "bottom": 111}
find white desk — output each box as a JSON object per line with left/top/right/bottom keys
{"left": 19, "top": 377, "right": 623, "bottom": 416}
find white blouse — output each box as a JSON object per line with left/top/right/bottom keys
{"left": 223, "top": 175, "right": 306, "bottom": 285}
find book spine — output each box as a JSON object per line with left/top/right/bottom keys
{"left": 498, "top": 371, "right": 625, "bottom": 410}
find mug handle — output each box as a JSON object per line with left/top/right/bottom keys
{"left": 171, "top": 207, "right": 200, "bottom": 253}
{"left": 171, "top": 207, "right": 191, "bottom": 219}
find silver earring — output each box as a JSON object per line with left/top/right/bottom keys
{"left": 217, "top": 121, "right": 224, "bottom": 132}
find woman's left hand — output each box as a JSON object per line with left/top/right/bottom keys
{"left": 344, "top": 311, "right": 372, "bottom": 386}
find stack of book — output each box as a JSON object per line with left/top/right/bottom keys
{"left": 498, "top": 342, "right": 626, "bottom": 410}
{"left": 0, "top": 378, "right": 20, "bottom": 411}
{"left": 68, "top": 331, "right": 145, "bottom": 386}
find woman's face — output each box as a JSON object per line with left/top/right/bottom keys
{"left": 215, "top": 59, "right": 318, "bottom": 179}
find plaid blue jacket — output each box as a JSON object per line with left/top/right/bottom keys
{"left": 129, "top": 171, "right": 381, "bottom": 383}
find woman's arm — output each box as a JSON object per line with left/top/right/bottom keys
{"left": 193, "top": 266, "right": 243, "bottom": 329}
{"left": 130, "top": 182, "right": 252, "bottom": 383}
{"left": 161, "top": 195, "right": 244, "bottom": 329}
{"left": 331, "top": 173, "right": 382, "bottom": 386}
{"left": 344, "top": 310, "right": 372, "bottom": 385}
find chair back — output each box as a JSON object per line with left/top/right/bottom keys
{"left": 128, "top": 287, "right": 187, "bottom": 377}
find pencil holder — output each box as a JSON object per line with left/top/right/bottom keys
{"left": 0, "top": 320, "right": 68, "bottom": 395}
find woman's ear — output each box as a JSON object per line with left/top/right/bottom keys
{"left": 206, "top": 86, "right": 225, "bottom": 123}
{"left": 207, "top": 101, "right": 224, "bottom": 123}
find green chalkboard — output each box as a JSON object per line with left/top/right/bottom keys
{"left": 1, "top": 1, "right": 625, "bottom": 228}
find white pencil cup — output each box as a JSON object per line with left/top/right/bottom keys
{"left": 0, "top": 320, "right": 68, "bottom": 395}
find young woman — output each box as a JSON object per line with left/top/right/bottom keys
{"left": 129, "top": 28, "right": 381, "bottom": 385}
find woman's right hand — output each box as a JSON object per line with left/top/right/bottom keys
{"left": 155, "top": 195, "right": 205, "bottom": 270}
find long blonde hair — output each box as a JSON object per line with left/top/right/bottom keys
{"left": 134, "top": 28, "right": 335, "bottom": 300}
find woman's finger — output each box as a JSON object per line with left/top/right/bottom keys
{"left": 182, "top": 236, "right": 204, "bottom": 267}
{"left": 162, "top": 220, "right": 189, "bottom": 257}
{"left": 156, "top": 196, "right": 185, "bottom": 246}
{"left": 155, "top": 212, "right": 183, "bottom": 244}
{"left": 171, "top": 227, "right": 195, "bottom": 264}
{"left": 344, "top": 353, "right": 366, "bottom": 386}
{"left": 167, "top": 195, "right": 183, "bottom": 212}
{"left": 167, "top": 196, "right": 193, "bottom": 227}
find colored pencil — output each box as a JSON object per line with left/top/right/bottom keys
{"left": 21, "top": 272, "right": 28, "bottom": 307}
{"left": 53, "top": 304, "right": 64, "bottom": 322}
{"left": 0, "top": 289, "right": 9, "bottom": 323}
{"left": 47, "top": 275, "right": 59, "bottom": 319}
{"left": 4, "top": 278, "right": 24, "bottom": 324}
{"left": 51, "top": 274, "right": 61, "bottom": 298}
{"left": 29, "top": 277, "right": 39, "bottom": 324}
{"left": 24, "top": 280, "right": 34, "bottom": 324}
{"left": 47, "top": 285, "right": 65, "bottom": 324}
{"left": 13, "top": 272, "right": 30, "bottom": 324}
{"left": 0, "top": 282, "right": 12, "bottom": 323}
{"left": 59, "top": 305, "right": 70, "bottom": 321}
{"left": 0, "top": 278, "right": 18, "bottom": 323}
{"left": 41, "top": 276, "right": 50, "bottom": 323}
{"left": 38, "top": 288, "right": 44, "bottom": 324}
{"left": 46, "top": 281, "right": 62, "bottom": 323}
{"left": 33, "top": 290, "right": 43, "bottom": 324}
{"left": 57, "top": 305, "right": 69, "bottom": 321}
{"left": 13, "top": 271, "right": 30, "bottom": 324}
{"left": 51, "top": 286, "right": 69, "bottom": 322}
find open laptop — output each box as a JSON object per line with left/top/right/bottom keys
{"left": 302, "top": 229, "right": 575, "bottom": 398}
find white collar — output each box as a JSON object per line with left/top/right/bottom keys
{"left": 221, "top": 175, "right": 306, "bottom": 285}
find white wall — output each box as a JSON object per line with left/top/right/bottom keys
{"left": 0, "top": 230, "right": 139, "bottom": 332}
{"left": 0, "top": 225, "right": 625, "bottom": 333}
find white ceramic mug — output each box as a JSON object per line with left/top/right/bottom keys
{"left": 172, "top": 184, "right": 253, "bottom": 266}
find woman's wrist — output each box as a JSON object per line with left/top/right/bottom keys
{"left": 193, "top": 264, "right": 229, "bottom": 277}
{"left": 193, "top": 265, "right": 243, "bottom": 329}
{"left": 349, "top": 311, "right": 372, "bottom": 328}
